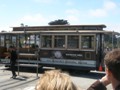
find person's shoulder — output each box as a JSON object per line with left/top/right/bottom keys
{"left": 116, "top": 84, "right": 120, "bottom": 90}
{"left": 87, "top": 80, "right": 107, "bottom": 90}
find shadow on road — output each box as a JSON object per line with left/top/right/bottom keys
{"left": 4, "top": 66, "right": 54, "bottom": 74}
{"left": 69, "top": 70, "right": 105, "bottom": 79}
{"left": 4, "top": 66, "right": 105, "bottom": 80}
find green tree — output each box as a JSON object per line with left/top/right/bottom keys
{"left": 104, "top": 34, "right": 117, "bottom": 48}
{"left": 48, "top": 19, "right": 69, "bottom": 25}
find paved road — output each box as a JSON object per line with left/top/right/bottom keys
{"left": 0, "top": 65, "right": 38, "bottom": 90}
{"left": 0, "top": 65, "right": 112, "bottom": 90}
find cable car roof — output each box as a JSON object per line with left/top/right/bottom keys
{"left": 0, "top": 30, "right": 119, "bottom": 35}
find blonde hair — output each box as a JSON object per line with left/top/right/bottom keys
{"left": 35, "top": 70, "right": 79, "bottom": 90}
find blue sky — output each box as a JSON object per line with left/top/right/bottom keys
{"left": 0, "top": 0, "right": 120, "bottom": 32}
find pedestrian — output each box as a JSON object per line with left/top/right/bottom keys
{"left": 87, "top": 49, "right": 120, "bottom": 90}
{"left": 35, "top": 70, "right": 81, "bottom": 90}
{"left": 6, "top": 46, "right": 18, "bottom": 79}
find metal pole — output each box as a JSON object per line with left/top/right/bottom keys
{"left": 112, "top": 31, "right": 114, "bottom": 50}
{"left": 37, "top": 58, "right": 38, "bottom": 77}
{"left": 24, "top": 27, "right": 26, "bottom": 48}
{"left": 18, "top": 59, "right": 19, "bottom": 75}
{"left": 118, "top": 37, "right": 120, "bottom": 48}
{"left": 117, "top": 37, "right": 118, "bottom": 48}
{"left": 117, "top": 35, "right": 120, "bottom": 48}
{"left": 23, "top": 25, "right": 28, "bottom": 48}
{"left": 36, "top": 51, "right": 39, "bottom": 78}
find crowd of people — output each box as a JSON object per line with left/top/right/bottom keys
{"left": 6, "top": 46, "right": 120, "bottom": 90}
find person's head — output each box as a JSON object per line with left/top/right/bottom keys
{"left": 35, "top": 70, "right": 79, "bottom": 90}
{"left": 104, "top": 49, "right": 120, "bottom": 81}
{"left": 9, "top": 46, "right": 16, "bottom": 51}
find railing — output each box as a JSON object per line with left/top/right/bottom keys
{"left": 17, "top": 51, "right": 40, "bottom": 77}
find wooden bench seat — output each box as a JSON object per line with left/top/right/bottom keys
{"left": 18, "top": 53, "right": 37, "bottom": 60}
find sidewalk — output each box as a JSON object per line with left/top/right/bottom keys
{"left": 0, "top": 66, "right": 40, "bottom": 90}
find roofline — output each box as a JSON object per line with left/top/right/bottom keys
{"left": 0, "top": 30, "right": 118, "bottom": 35}
{"left": 12, "top": 24, "right": 106, "bottom": 28}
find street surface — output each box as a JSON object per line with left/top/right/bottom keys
{"left": 0, "top": 64, "right": 112, "bottom": 90}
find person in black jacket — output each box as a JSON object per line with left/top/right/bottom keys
{"left": 7, "top": 46, "right": 18, "bottom": 79}
{"left": 87, "top": 49, "right": 120, "bottom": 90}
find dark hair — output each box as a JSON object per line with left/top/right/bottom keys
{"left": 104, "top": 49, "right": 120, "bottom": 81}
{"left": 9, "top": 46, "right": 15, "bottom": 48}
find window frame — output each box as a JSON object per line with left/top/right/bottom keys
{"left": 80, "top": 34, "right": 96, "bottom": 50}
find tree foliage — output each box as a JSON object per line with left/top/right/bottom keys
{"left": 104, "top": 34, "right": 118, "bottom": 48}
{"left": 1, "top": 30, "right": 7, "bottom": 32}
{"left": 48, "top": 19, "right": 69, "bottom": 25}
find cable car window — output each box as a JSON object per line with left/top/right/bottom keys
{"left": 5, "top": 35, "right": 11, "bottom": 49}
{"left": 67, "top": 35, "right": 79, "bottom": 48}
{"left": 1, "top": 35, "right": 5, "bottom": 46}
{"left": 19, "top": 34, "right": 25, "bottom": 48}
{"left": 54, "top": 35, "right": 65, "bottom": 48}
{"left": 81, "top": 35, "right": 95, "bottom": 49}
{"left": 12, "top": 36, "right": 16, "bottom": 47}
{"left": 42, "top": 35, "right": 52, "bottom": 48}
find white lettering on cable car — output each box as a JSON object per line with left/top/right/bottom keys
{"left": 66, "top": 54, "right": 83, "bottom": 57}
{"left": 40, "top": 58, "right": 96, "bottom": 67}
